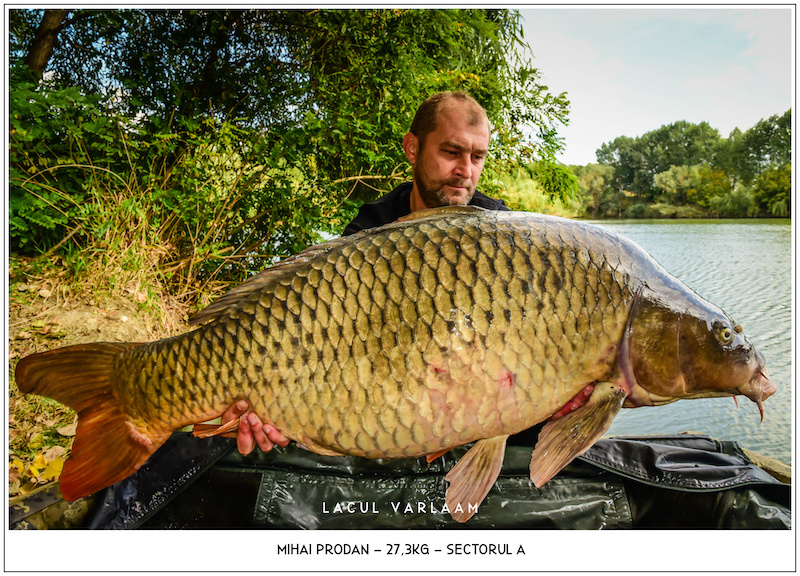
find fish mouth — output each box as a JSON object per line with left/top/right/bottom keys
{"left": 737, "top": 356, "right": 776, "bottom": 422}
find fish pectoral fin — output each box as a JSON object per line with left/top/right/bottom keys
{"left": 529, "top": 381, "right": 626, "bottom": 488}
{"left": 445, "top": 435, "right": 509, "bottom": 523}
{"left": 192, "top": 418, "right": 241, "bottom": 438}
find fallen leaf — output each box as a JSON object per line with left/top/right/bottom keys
{"left": 9, "top": 478, "right": 21, "bottom": 495}
{"left": 28, "top": 433, "right": 45, "bottom": 449}
{"left": 41, "top": 458, "right": 63, "bottom": 481}
{"left": 43, "top": 446, "right": 67, "bottom": 461}
{"left": 8, "top": 460, "right": 24, "bottom": 484}
{"left": 57, "top": 422, "right": 77, "bottom": 437}
{"left": 32, "top": 452, "right": 47, "bottom": 470}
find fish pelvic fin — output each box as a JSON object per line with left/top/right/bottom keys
{"left": 192, "top": 418, "right": 241, "bottom": 438}
{"left": 14, "top": 343, "right": 164, "bottom": 501}
{"left": 425, "top": 447, "right": 453, "bottom": 464}
{"left": 529, "top": 381, "right": 626, "bottom": 488}
{"left": 445, "top": 434, "right": 509, "bottom": 523}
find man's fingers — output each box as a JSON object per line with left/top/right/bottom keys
{"left": 265, "top": 424, "right": 290, "bottom": 447}
{"left": 222, "top": 399, "right": 249, "bottom": 424}
{"left": 248, "top": 413, "right": 275, "bottom": 452}
{"left": 229, "top": 409, "right": 288, "bottom": 455}
{"left": 236, "top": 414, "right": 256, "bottom": 456}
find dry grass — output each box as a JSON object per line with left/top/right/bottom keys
{"left": 8, "top": 253, "right": 184, "bottom": 499}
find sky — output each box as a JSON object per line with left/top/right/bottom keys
{"left": 520, "top": 7, "right": 794, "bottom": 166}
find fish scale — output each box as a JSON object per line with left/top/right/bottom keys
{"left": 16, "top": 206, "right": 773, "bottom": 521}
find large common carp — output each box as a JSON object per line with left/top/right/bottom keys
{"left": 15, "top": 207, "right": 775, "bottom": 522}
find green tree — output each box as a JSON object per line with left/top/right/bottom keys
{"left": 572, "top": 163, "right": 615, "bottom": 218}
{"left": 10, "top": 8, "right": 571, "bottom": 302}
{"left": 596, "top": 135, "right": 640, "bottom": 195}
{"left": 687, "top": 166, "right": 733, "bottom": 212}
{"left": 752, "top": 163, "right": 791, "bottom": 217}
{"left": 735, "top": 110, "right": 792, "bottom": 184}
{"left": 597, "top": 121, "right": 721, "bottom": 200}
{"left": 708, "top": 188, "right": 755, "bottom": 218}
{"left": 653, "top": 165, "right": 701, "bottom": 206}
{"left": 524, "top": 161, "right": 578, "bottom": 204}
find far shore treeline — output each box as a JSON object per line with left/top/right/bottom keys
{"left": 8, "top": 9, "right": 790, "bottom": 310}
{"left": 496, "top": 110, "right": 791, "bottom": 220}
{"left": 572, "top": 112, "right": 791, "bottom": 220}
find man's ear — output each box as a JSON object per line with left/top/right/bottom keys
{"left": 403, "top": 132, "right": 418, "bottom": 164}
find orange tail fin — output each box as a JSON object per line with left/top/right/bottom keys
{"left": 14, "top": 343, "right": 166, "bottom": 501}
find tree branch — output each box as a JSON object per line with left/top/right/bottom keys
{"left": 24, "top": 9, "right": 70, "bottom": 76}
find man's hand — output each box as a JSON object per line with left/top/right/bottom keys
{"left": 221, "top": 400, "right": 290, "bottom": 456}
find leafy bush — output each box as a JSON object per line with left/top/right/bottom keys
{"left": 9, "top": 65, "right": 348, "bottom": 306}
{"left": 708, "top": 188, "right": 757, "bottom": 218}
{"left": 9, "top": 66, "right": 131, "bottom": 253}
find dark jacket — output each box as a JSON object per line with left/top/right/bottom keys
{"left": 343, "top": 182, "right": 509, "bottom": 236}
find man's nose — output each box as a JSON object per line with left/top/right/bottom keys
{"left": 454, "top": 154, "right": 472, "bottom": 179}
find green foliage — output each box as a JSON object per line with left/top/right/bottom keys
{"left": 597, "top": 121, "right": 721, "bottom": 201}
{"left": 490, "top": 167, "right": 577, "bottom": 216}
{"left": 735, "top": 111, "right": 792, "bottom": 184}
{"left": 687, "top": 166, "right": 733, "bottom": 211}
{"left": 9, "top": 8, "right": 570, "bottom": 307}
{"left": 570, "top": 164, "right": 618, "bottom": 218}
{"left": 753, "top": 163, "right": 791, "bottom": 217}
{"left": 653, "top": 165, "right": 701, "bottom": 206}
{"left": 9, "top": 65, "right": 134, "bottom": 252}
{"left": 708, "top": 188, "right": 756, "bottom": 218}
{"left": 591, "top": 112, "right": 791, "bottom": 219}
{"left": 523, "top": 162, "right": 578, "bottom": 204}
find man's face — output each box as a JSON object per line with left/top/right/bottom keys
{"left": 406, "top": 102, "right": 490, "bottom": 209}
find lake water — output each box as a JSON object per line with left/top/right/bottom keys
{"left": 584, "top": 219, "right": 793, "bottom": 464}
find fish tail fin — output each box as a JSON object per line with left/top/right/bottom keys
{"left": 14, "top": 343, "right": 165, "bottom": 501}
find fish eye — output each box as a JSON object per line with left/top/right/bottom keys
{"left": 713, "top": 321, "right": 734, "bottom": 345}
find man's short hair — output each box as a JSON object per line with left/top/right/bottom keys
{"left": 409, "top": 91, "right": 489, "bottom": 148}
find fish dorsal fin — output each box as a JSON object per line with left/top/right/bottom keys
{"left": 529, "top": 381, "right": 626, "bottom": 487}
{"left": 188, "top": 235, "right": 357, "bottom": 325}
{"left": 396, "top": 205, "right": 486, "bottom": 223}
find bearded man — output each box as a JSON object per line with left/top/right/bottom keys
{"left": 343, "top": 91, "right": 508, "bottom": 235}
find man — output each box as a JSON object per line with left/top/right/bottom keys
{"left": 223, "top": 91, "right": 510, "bottom": 455}
{"left": 343, "top": 90, "right": 508, "bottom": 235}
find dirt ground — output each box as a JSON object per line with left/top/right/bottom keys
{"left": 8, "top": 262, "right": 183, "bottom": 498}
